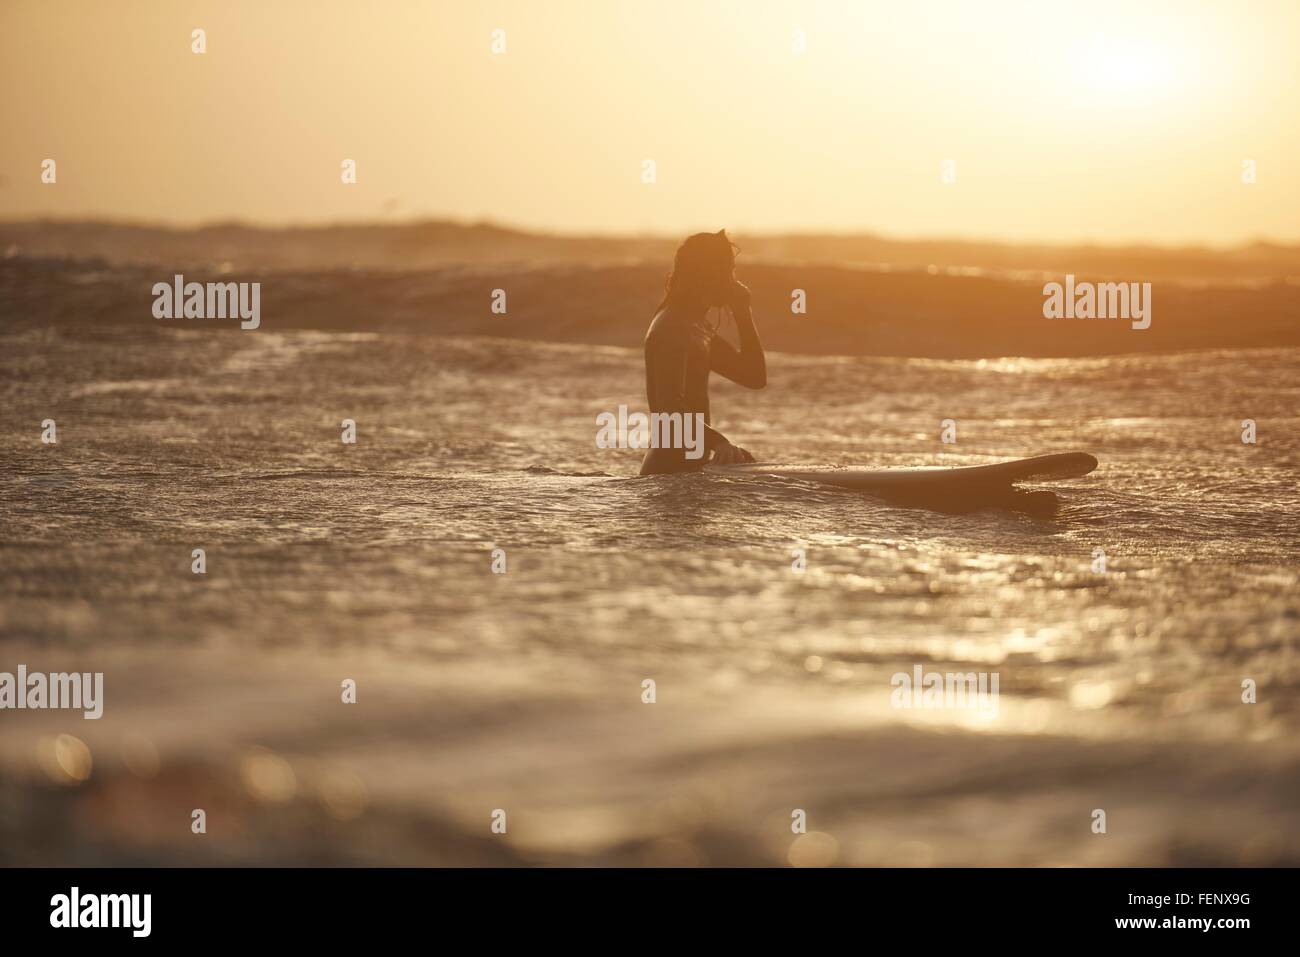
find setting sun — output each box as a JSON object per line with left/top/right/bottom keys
{"left": 1084, "top": 32, "right": 1179, "bottom": 96}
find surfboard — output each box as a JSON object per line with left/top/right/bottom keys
{"left": 707, "top": 452, "right": 1097, "bottom": 491}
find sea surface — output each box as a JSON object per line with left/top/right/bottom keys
{"left": 2, "top": 324, "right": 1298, "bottom": 865}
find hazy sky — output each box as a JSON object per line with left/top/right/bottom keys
{"left": 2, "top": 0, "right": 1297, "bottom": 244}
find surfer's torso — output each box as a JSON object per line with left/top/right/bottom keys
{"left": 643, "top": 307, "right": 716, "bottom": 422}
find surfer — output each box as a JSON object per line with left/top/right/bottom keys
{"left": 639, "top": 230, "right": 767, "bottom": 475}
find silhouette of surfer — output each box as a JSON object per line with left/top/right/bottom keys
{"left": 640, "top": 230, "right": 767, "bottom": 475}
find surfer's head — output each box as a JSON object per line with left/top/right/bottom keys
{"left": 659, "top": 229, "right": 737, "bottom": 311}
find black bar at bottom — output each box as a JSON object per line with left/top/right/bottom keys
{"left": 0, "top": 867, "right": 1275, "bottom": 942}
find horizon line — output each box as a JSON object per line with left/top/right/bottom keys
{"left": 2, "top": 215, "right": 1294, "bottom": 255}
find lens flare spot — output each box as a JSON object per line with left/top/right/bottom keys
{"left": 240, "top": 748, "right": 297, "bottom": 804}
{"left": 788, "top": 831, "right": 838, "bottom": 867}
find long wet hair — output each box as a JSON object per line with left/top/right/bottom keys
{"left": 652, "top": 229, "right": 739, "bottom": 326}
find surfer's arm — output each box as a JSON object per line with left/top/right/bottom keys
{"left": 709, "top": 287, "right": 766, "bottom": 389}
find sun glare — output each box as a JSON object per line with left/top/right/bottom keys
{"left": 1083, "top": 32, "right": 1178, "bottom": 98}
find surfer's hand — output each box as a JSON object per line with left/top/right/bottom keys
{"left": 711, "top": 438, "right": 754, "bottom": 465}
{"left": 727, "top": 280, "right": 752, "bottom": 310}
{"left": 688, "top": 320, "right": 714, "bottom": 352}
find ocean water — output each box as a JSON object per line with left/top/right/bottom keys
{"left": 1, "top": 324, "right": 1298, "bottom": 865}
